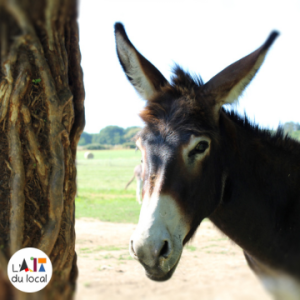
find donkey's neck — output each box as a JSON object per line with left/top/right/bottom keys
{"left": 209, "top": 111, "right": 300, "bottom": 278}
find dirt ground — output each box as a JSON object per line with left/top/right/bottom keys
{"left": 75, "top": 218, "right": 271, "bottom": 300}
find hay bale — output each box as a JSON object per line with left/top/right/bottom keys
{"left": 84, "top": 151, "right": 94, "bottom": 159}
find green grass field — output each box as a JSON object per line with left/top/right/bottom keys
{"left": 75, "top": 150, "right": 142, "bottom": 223}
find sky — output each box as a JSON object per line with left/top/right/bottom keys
{"left": 78, "top": 0, "right": 300, "bottom": 134}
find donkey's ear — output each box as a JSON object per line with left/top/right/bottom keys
{"left": 114, "top": 23, "right": 169, "bottom": 100}
{"left": 204, "top": 31, "right": 279, "bottom": 116}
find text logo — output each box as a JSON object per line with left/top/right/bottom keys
{"left": 7, "top": 247, "right": 53, "bottom": 293}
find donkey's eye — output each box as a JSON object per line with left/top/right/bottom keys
{"left": 192, "top": 141, "right": 209, "bottom": 155}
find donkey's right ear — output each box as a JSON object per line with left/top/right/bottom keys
{"left": 114, "top": 23, "right": 169, "bottom": 100}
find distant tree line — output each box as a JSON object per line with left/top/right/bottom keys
{"left": 282, "top": 122, "right": 300, "bottom": 134}
{"left": 79, "top": 126, "right": 141, "bottom": 149}
{"left": 283, "top": 122, "right": 300, "bottom": 141}
{"left": 279, "top": 122, "right": 300, "bottom": 141}
{"left": 79, "top": 122, "right": 300, "bottom": 150}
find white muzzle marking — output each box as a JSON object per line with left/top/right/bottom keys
{"left": 130, "top": 187, "right": 189, "bottom": 274}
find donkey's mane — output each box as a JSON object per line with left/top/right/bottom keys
{"left": 139, "top": 66, "right": 215, "bottom": 135}
{"left": 225, "top": 109, "right": 300, "bottom": 154}
{"left": 170, "top": 65, "right": 204, "bottom": 91}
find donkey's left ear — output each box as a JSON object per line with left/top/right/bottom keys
{"left": 204, "top": 31, "right": 279, "bottom": 119}
{"left": 115, "top": 23, "right": 169, "bottom": 100}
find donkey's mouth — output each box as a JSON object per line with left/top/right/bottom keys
{"left": 129, "top": 238, "right": 183, "bottom": 281}
{"left": 145, "top": 259, "right": 180, "bottom": 281}
{"left": 142, "top": 253, "right": 182, "bottom": 282}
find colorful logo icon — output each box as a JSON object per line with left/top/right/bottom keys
{"left": 7, "top": 248, "right": 52, "bottom": 293}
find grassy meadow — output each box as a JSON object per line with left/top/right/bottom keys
{"left": 75, "top": 149, "right": 142, "bottom": 223}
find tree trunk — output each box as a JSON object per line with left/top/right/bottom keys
{"left": 0, "top": 0, "right": 85, "bottom": 299}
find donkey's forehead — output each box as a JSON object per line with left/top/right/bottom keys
{"left": 139, "top": 89, "right": 217, "bottom": 136}
{"left": 139, "top": 126, "right": 191, "bottom": 148}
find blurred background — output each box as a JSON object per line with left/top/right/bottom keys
{"left": 74, "top": 0, "right": 300, "bottom": 299}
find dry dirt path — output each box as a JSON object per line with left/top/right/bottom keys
{"left": 75, "top": 218, "right": 271, "bottom": 300}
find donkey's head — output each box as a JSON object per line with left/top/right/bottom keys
{"left": 115, "top": 23, "right": 278, "bottom": 281}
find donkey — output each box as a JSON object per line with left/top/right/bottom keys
{"left": 115, "top": 23, "right": 300, "bottom": 299}
{"left": 125, "top": 164, "right": 143, "bottom": 204}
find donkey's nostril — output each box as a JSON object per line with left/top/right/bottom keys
{"left": 159, "top": 240, "right": 169, "bottom": 258}
{"left": 131, "top": 240, "right": 137, "bottom": 256}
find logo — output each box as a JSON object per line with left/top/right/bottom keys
{"left": 7, "top": 247, "right": 53, "bottom": 293}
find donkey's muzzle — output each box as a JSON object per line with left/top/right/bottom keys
{"left": 130, "top": 234, "right": 172, "bottom": 266}
{"left": 129, "top": 232, "right": 182, "bottom": 281}
{"left": 129, "top": 193, "right": 188, "bottom": 281}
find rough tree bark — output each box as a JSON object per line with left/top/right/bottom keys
{"left": 0, "top": 0, "right": 85, "bottom": 299}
